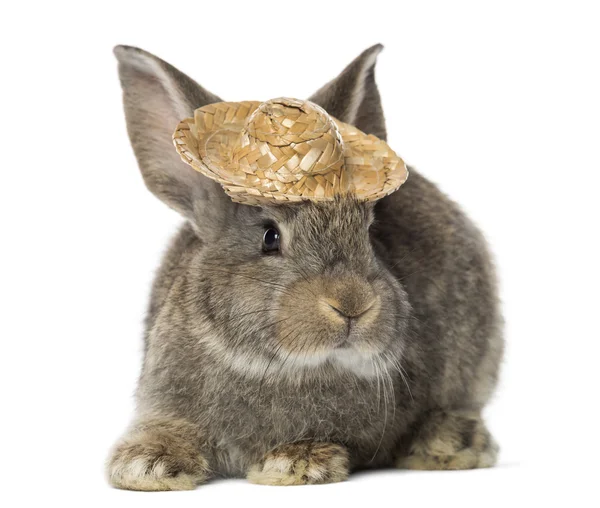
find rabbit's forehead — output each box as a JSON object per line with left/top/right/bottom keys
{"left": 286, "top": 198, "right": 372, "bottom": 232}
{"left": 276, "top": 200, "right": 374, "bottom": 267}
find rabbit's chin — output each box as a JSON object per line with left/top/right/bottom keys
{"left": 283, "top": 345, "right": 387, "bottom": 378}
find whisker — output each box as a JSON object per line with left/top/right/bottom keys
{"left": 257, "top": 334, "right": 291, "bottom": 405}
{"left": 252, "top": 317, "right": 290, "bottom": 335}
{"left": 383, "top": 352, "right": 414, "bottom": 402}
{"left": 229, "top": 308, "right": 283, "bottom": 320}
{"left": 207, "top": 268, "right": 293, "bottom": 291}
{"left": 202, "top": 268, "right": 315, "bottom": 305}
{"left": 369, "top": 356, "right": 389, "bottom": 463}
{"left": 290, "top": 328, "right": 317, "bottom": 375}
{"left": 212, "top": 279, "right": 312, "bottom": 305}
{"left": 273, "top": 333, "right": 304, "bottom": 379}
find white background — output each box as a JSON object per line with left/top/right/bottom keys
{"left": 1, "top": 1, "right": 598, "bottom": 506}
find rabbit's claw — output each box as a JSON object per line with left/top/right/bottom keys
{"left": 396, "top": 410, "right": 498, "bottom": 470}
{"left": 107, "top": 421, "right": 209, "bottom": 491}
{"left": 247, "top": 442, "right": 349, "bottom": 485}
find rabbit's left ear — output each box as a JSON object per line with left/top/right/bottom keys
{"left": 308, "top": 44, "right": 387, "bottom": 140}
{"left": 114, "top": 45, "right": 233, "bottom": 235}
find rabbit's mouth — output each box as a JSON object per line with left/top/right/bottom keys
{"left": 319, "top": 294, "right": 382, "bottom": 339}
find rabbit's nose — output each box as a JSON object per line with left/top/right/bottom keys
{"left": 319, "top": 274, "right": 379, "bottom": 325}
{"left": 324, "top": 298, "right": 376, "bottom": 320}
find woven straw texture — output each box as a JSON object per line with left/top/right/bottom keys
{"left": 173, "top": 97, "right": 408, "bottom": 206}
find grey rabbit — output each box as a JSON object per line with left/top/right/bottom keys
{"left": 107, "top": 43, "right": 503, "bottom": 490}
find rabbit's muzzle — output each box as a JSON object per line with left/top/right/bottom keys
{"left": 273, "top": 272, "right": 394, "bottom": 371}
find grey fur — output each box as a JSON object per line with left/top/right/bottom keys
{"left": 108, "top": 44, "right": 503, "bottom": 489}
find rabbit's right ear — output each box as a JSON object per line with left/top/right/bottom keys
{"left": 114, "top": 45, "right": 231, "bottom": 229}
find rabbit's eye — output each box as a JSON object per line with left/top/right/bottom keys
{"left": 262, "top": 227, "right": 281, "bottom": 253}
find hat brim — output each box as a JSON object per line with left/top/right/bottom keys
{"left": 173, "top": 100, "right": 408, "bottom": 206}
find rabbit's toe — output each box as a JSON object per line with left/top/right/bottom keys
{"left": 107, "top": 423, "right": 209, "bottom": 491}
{"left": 396, "top": 410, "right": 498, "bottom": 470}
{"left": 247, "top": 442, "right": 349, "bottom": 485}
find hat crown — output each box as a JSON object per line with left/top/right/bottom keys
{"left": 244, "top": 97, "right": 338, "bottom": 147}
{"left": 232, "top": 98, "right": 346, "bottom": 180}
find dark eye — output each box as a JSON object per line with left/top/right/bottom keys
{"left": 262, "top": 227, "right": 281, "bottom": 253}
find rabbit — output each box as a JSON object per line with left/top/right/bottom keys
{"left": 107, "top": 43, "right": 504, "bottom": 490}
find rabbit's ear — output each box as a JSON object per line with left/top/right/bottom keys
{"left": 114, "top": 45, "right": 231, "bottom": 227}
{"left": 309, "top": 44, "right": 387, "bottom": 140}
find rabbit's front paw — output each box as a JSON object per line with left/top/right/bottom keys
{"left": 107, "top": 420, "right": 209, "bottom": 491}
{"left": 247, "top": 442, "right": 349, "bottom": 486}
{"left": 396, "top": 410, "right": 498, "bottom": 470}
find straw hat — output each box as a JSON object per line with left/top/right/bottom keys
{"left": 172, "top": 97, "right": 408, "bottom": 206}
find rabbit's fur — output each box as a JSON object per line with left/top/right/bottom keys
{"left": 108, "top": 44, "right": 503, "bottom": 490}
